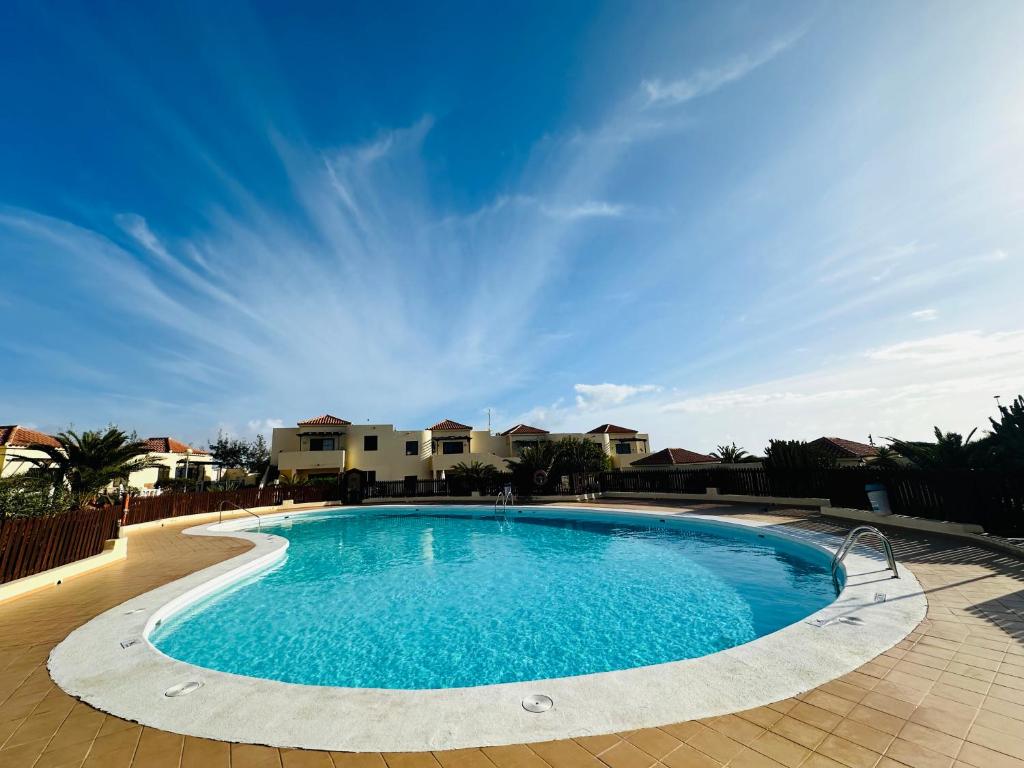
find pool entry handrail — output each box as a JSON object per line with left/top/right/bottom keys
{"left": 831, "top": 525, "right": 899, "bottom": 581}
{"left": 494, "top": 485, "right": 515, "bottom": 527}
{"left": 218, "top": 500, "right": 263, "bottom": 531}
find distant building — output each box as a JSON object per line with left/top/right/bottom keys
{"left": 270, "top": 415, "right": 651, "bottom": 483}
{"left": 630, "top": 448, "right": 721, "bottom": 470}
{"left": 129, "top": 438, "right": 216, "bottom": 490}
{"left": 0, "top": 425, "right": 60, "bottom": 478}
{"left": 807, "top": 437, "right": 879, "bottom": 466}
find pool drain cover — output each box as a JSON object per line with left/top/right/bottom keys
{"left": 164, "top": 681, "right": 203, "bottom": 698}
{"left": 522, "top": 694, "right": 553, "bottom": 713}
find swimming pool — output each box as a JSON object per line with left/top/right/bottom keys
{"left": 150, "top": 506, "right": 839, "bottom": 689}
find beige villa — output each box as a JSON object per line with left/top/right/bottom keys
{"left": 0, "top": 425, "right": 61, "bottom": 478}
{"left": 271, "top": 415, "right": 651, "bottom": 483}
{"left": 0, "top": 426, "right": 214, "bottom": 490}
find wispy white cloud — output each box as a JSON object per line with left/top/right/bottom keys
{"left": 641, "top": 27, "right": 806, "bottom": 107}
{"left": 574, "top": 383, "right": 660, "bottom": 410}
{"left": 910, "top": 308, "right": 938, "bottom": 321}
{"left": 540, "top": 201, "right": 628, "bottom": 220}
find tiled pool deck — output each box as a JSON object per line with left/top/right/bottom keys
{"left": 1, "top": 501, "right": 1023, "bottom": 768}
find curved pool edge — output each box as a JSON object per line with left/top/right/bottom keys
{"left": 48, "top": 504, "right": 927, "bottom": 752}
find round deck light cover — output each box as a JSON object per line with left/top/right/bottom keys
{"left": 522, "top": 694, "right": 553, "bottom": 713}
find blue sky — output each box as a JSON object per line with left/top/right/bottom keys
{"left": 2, "top": 0, "right": 1022, "bottom": 453}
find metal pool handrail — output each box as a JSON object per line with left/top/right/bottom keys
{"left": 831, "top": 525, "right": 899, "bottom": 580}
{"left": 218, "top": 500, "right": 262, "bottom": 531}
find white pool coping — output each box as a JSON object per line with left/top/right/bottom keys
{"left": 48, "top": 504, "right": 926, "bottom": 752}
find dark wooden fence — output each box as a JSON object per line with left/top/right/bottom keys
{"left": 0, "top": 505, "right": 122, "bottom": 584}
{"left": 365, "top": 474, "right": 515, "bottom": 499}
{"left": 122, "top": 485, "right": 338, "bottom": 526}
{"left": 600, "top": 467, "right": 1024, "bottom": 537}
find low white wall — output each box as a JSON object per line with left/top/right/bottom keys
{"left": 0, "top": 538, "right": 128, "bottom": 604}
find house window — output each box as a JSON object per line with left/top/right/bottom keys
{"left": 364, "top": 435, "right": 378, "bottom": 451}
{"left": 442, "top": 441, "right": 464, "bottom": 455}
{"left": 365, "top": 470, "right": 376, "bottom": 483}
{"left": 157, "top": 466, "right": 170, "bottom": 482}
{"left": 309, "top": 438, "right": 334, "bottom": 452}
{"left": 405, "top": 440, "right": 418, "bottom": 456}
{"left": 615, "top": 442, "right": 632, "bottom": 455}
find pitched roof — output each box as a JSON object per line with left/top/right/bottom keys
{"left": 631, "top": 448, "right": 720, "bottom": 467}
{"left": 0, "top": 425, "right": 60, "bottom": 449}
{"left": 499, "top": 424, "right": 550, "bottom": 436}
{"left": 429, "top": 419, "right": 473, "bottom": 431}
{"left": 587, "top": 424, "right": 639, "bottom": 434}
{"left": 297, "top": 414, "right": 351, "bottom": 426}
{"left": 808, "top": 437, "right": 878, "bottom": 459}
{"left": 142, "top": 437, "right": 210, "bottom": 455}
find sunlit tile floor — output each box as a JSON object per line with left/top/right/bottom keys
{"left": 1, "top": 502, "right": 1022, "bottom": 768}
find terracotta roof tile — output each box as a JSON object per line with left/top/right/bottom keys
{"left": 631, "top": 448, "right": 720, "bottom": 466}
{"left": 429, "top": 419, "right": 473, "bottom": 431}
{"left": 808, "top": 437, "right": 878, "bottom": 459}
{"left": 499, "top": 424, "right": 550, "bottom": 436}
{"left": 0, "top": 425, "right": 60, "bottom": 448}
{"left": 297, "top": 414, "right": 351, "bottom": 426}
{"left": 143, "top": 437, "right": 210, "bottom": 455}
{"left": 587, "top": 424, "right": 639, "bottom": 434}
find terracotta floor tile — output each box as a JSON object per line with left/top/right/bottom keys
{"left": 727, "top": 746, "right": 788, "bottom": 768}
{"left": 332, "top": 753, "right": 389, "bottom": 768}
{"left": 966, "top": 724, "right": 1024, "bottom": 760}
{"left": 181, "top": 736, "right": 230, "bottom": 768}
{"left": 434, "top": 748, "right": 498, "bottom": 768}
{"left": 593, "top": 740, "right": 657, "bottom": 768}
{"left": 686, "top": 727, "right": 743, "bottom": 764}
{"left": 768, "top": 717, "right": 828, "bottom": 750}
{"left": 702, "top": 715, "right": 763, "bottom": 744}
{"left": 622, "top": 728, "right": 681, "bottom": 760}
{"left": 232, "top": 742, "right": 284, "bottom": 767}
{"left": 845, "top": 705, "right": 905, "bottom": 736}
{"left": 815, "top": 735, "right": 880, "bottom": 768}
{"left": 908, "top": 704, "right": 974, "bottom": 739}
{"left": 574, "top": 735, "right": 622, "bottom": 757}
{"left": 896, "top": 723, "right": 962, "bottom": 758}
{"left": 788, "top": 702, "right": 843, "bottom": 732}
{"left": 385, "top": 753, "right": 445, "bottom": 768}
{"left": 736, "top": 708, "right": 783, "bottom": 730}
{"left": 885, "top": 738, "right": 953, "bottom": 768}
{"left": 957, "top": 741, "right": 1024, "bottom": 768}
{"left": 281, "top": 748, "right": 335, "bottom": 768}
{"left": 748, "top": 731, "right": 809, "bottom": 768}
{"left": 528, "top": 740, "right": 603, "bottom": 768}
{"left": 659, "top": 721, "right": 703, "bottom": 743}
{"left": 659, "top": 742, "right": 721, "bottom": 768}
{"left": 832, "top": 719, "right": 894, "bottom": 753}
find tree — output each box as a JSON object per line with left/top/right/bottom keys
{"left": 887, "top": 427, "right": 978, "bottom": 471}
{"left": 869, "top": 446, "right": 903, "bottom": 470}
{"left": 763, "top": 440, "right": 837, "bottom": 469}
{"left": 208, "top": 433, "right": 246, "bottom": 471}
{"left": 19, "top": 427, "right": 157, "bottom": 506}
{"left": 551, "top": 436, "right": 611, "bottom": 474}
{"left": 711, "top": 442, "right": 749, "bottom": 463}
{"left": 243, "top": 434, "right": 270, "bottom": 474}
{"left": 448, "top": 461, "right": 499, "bottom": 493}
{"left": 978, "top": 395, "right": 1024, "bottom": 470}
{"left": 505, "top": 441, "right": 560, "bottom": 489}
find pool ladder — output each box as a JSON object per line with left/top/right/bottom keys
{"left": 494, "top": 486, "right": 515, "bottom": 528}
{"left": 830, "top": 525, "right": 899, "bottom": 593}
{"left": 218, "top": 500, "right": 263, "bottom": 531}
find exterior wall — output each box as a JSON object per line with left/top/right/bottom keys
{"left": 127, "top": 452, "right": 216, "bottom": 490}
{"left": 0, "top": 446, "right": 54, "bottom": 478}
{"left": 270, "top": 422, "right": 652, "bottom": 482}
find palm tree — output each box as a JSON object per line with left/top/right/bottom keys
{"left": 978, "top": 395, "right": 1024, "bottom": 470}
{"left": 19, "top": 427, "right": 157, "bottom": 506}
{"left": 448, "top": 461, "right": 499, "bottom": 493}
{"left": 869, "top": 446, "right": 902, "bottom": 470}
{"left": 887, "top": 427, "right": 978, "bottom": 470}
{"left": 505, "top": 441, "right": 560, "bottom": 489}
{"left": 711, "top": 442, "right": 748, "bottom": 463}
{"left": 763, "top": 439, "right": 837, "bottom": 469}
{"left": 551, "top": 436, "right": 611, "bottom": 474}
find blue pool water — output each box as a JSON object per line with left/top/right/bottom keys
{"left": 150, "top": 508, "right": 837, "bottom": 689}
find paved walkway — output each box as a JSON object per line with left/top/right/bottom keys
{"left": 1, "top": 502, "right": 1023, "bottom": 768}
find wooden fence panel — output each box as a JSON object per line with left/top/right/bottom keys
{"left": 0, "top": 506, "right": 121, "bottom": 584}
